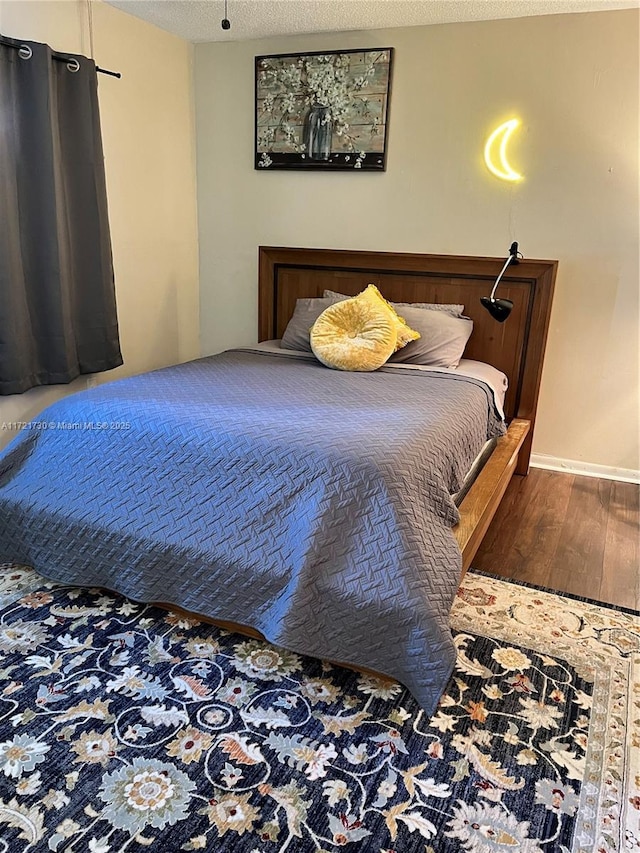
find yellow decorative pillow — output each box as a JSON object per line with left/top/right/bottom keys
{"left": 310, "top": 285, "right": 420, "bottom": 372}
{"left": 358, "top": 284, "right": 421, "bottom": 351}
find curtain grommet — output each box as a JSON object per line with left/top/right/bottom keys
{"left": 18, "top": 44, "right": 33, "bottom": 60}
{"left": 67, "top": 58, "right": 80, "bottom": 73}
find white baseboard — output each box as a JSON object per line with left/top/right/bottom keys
{"left": 530, "top": 454, "right": 640, "bottom": 485}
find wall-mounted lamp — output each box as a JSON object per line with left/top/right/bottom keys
{"left": 484, "top": 119, "right": 522, "bottom": 182}
{"left": 480, "top": 242, "right": 521, "bottom": 322}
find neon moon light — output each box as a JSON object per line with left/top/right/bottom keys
{"left": 484, "top": 119, "right": 523, "bottom": 182}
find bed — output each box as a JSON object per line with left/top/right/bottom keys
{"left": 0, "top": 248, "right": 557, "bottom": 715}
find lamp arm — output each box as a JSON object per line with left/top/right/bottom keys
{"left": 489, "top": 254, "right": 515, "bottom": 301}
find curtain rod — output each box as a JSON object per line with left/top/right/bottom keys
{"left": 0, "top": 36, "right": 121, "bottom": 78}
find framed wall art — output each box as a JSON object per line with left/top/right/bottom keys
{"left": 255, "top": 47, "right": 394, "bottom": 171}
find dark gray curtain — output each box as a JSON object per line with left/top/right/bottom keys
{"left": 0, "top": 37, "right": 122, "bottom": 395}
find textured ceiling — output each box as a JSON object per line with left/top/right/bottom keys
{"left": 104, "top": 0, "right": 639, "bottom": 43}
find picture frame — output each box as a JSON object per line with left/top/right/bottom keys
{"left": 255, "top": 47, "right": 394, "bottom": 171}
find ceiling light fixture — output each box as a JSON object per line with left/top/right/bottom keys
{"left": 221, "top": 0, "right": 231, "bottom": 30}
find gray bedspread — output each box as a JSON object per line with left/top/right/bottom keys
{"left": 0, "top": 350, "right": 505, "bottom": 714}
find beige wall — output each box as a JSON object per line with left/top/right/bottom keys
{"left": 0, "top": 0, "right": 199, "bottom": 448}
{"left": 195, "top": 9, "right": 639, "bottom": 473}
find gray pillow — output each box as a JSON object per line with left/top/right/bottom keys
{"left": 281, "top": 292, "right": 472, "bottom": 366}
{"left": 323, "top": 289, "right": 464, "bottom": 316}
{"left": 388, "top": 305, "right": 473, "bottom": 368}
{"left": 280, "top": 296, "right": 343, "bottom": 352}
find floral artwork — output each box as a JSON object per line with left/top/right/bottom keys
{"left": 255, "top": 48, "right": 393, "bottom": 170}
{"left": 0, "top": 562, "right": 637, "bottom": 852}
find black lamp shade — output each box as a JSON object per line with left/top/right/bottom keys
{"left": 481, "top": 296, "right": 514, "bottom": 323}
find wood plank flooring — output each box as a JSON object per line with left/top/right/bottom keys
{"left": 473, "top": 468, "right": 639, "bottom": 611}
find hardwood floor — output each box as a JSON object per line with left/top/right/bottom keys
{"left": 473, "top": 468, "right": 639, "bottom": 611}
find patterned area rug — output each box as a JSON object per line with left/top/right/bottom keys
{"left": 0, "top": 564, "right": 637, "bottom": 853}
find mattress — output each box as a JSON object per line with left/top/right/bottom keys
{"left": 452, "top": 437, "right": 499, "bottom": 505}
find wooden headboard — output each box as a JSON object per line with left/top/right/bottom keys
{"left": 258, "top": 246, "right": 557, "bottom": 471}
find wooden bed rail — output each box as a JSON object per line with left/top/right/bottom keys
{"left": 455, "top": 418, "right": 531, "bottom": 576}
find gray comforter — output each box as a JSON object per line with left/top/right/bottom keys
{"left": 0, "top": 349, "right": 505, "bottom": 713}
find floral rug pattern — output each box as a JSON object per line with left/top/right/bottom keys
{"left": 0, "top": 563, "right": 637, "bottom": 853}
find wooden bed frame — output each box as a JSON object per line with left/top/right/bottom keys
{"left": 258, "top": 246, "right": 558, "bottom": 575}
